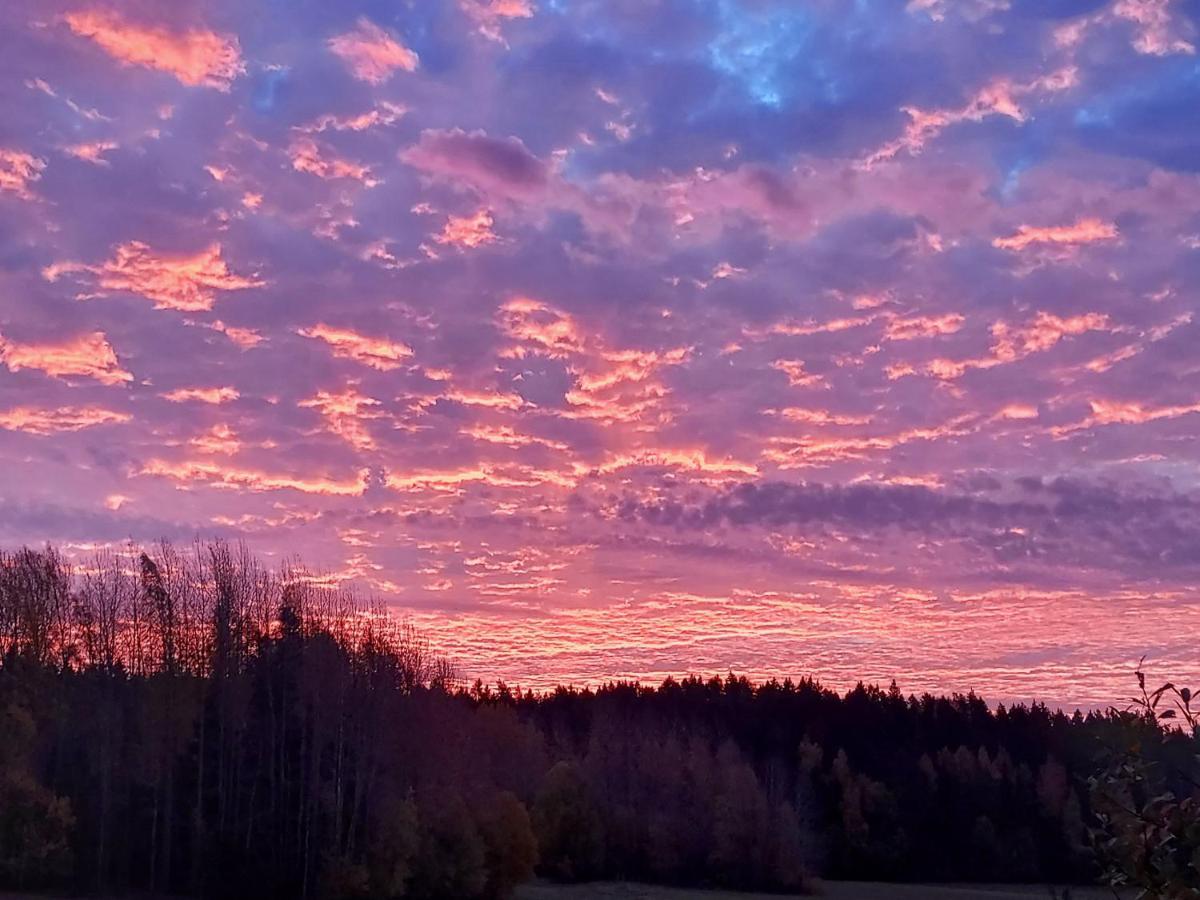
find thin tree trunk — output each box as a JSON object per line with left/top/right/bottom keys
{"left": 193, "top": 696, "right": 206, "bottom": 894}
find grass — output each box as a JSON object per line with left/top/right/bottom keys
{"left": 516, "top": 880, "right": 1126, "bottom": 900}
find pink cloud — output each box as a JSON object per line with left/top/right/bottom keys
{"left": 63, "top": 140, "right": 118, "bottom": 165}
{"left": 0, "top": 149, "right": 46, "bottom": 200}
{"left": 63, "top": 9, "right": 244, "bottom": 89}
{"left": 328, "top": 18, "right": 419, "bottom": 84}
{"left": 401, "top": 129, "right": 548, "bottom": 199}
{"left": 1114, "top": 0, "right": 1195, "bottom": 55}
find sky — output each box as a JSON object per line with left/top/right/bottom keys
{"left": 1, "top": 0, "right": 1199, "bottom": 708}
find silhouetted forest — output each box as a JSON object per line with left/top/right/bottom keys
{"left": 0, "top": 541, "right": 1195, "bottom": 898}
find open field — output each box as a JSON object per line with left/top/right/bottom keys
{"left": 516, "top": 881, "right": 1125, "bottom": 900}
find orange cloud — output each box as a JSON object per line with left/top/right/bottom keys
{"left": 576, "top": 347, "right": 688, "bottom": 392}
{"left": 141, "top": 458, "right": 369, "bottom": 495}
{"left": 328, "top": 18, "right": 418, "bottom": 84}
{"left": 764, "top": 416, "right": 977, "bottom": 466}
{"left": 1084, "top": 345, "right": 1140, "bottom": 373}
{"left": 63, "top": 9, "right": 244, "bottom": 89}
{"left": 207, "top": 320, "right": 264, "bottom": 349}
{"left": 590, "top": 449, "right": 758, "bottom": 478}
{"left": 923, "top": 356, "right": 998, "bottom": 380}
{"left": 505, "top": 296, "right": 691, "bottom": 427}
{"left": 299, "top": 324, "right": 413, "bottom": 370}
{"left": 161, "top": 386, "right": 240, "bottom": 404}
{"left": 434, "top": 209, "right": 498, "bottom": 249}
{"left": 751, "top": 315, "right": 875, "bottom": 338}
{"left": 300, "top": 386, "right": 382, "bottom": 451}
{"left": 991, "top": 312, "right": 1110, "bottom": 360}
{"left": 463, "top": 423, "right": 569, "bottom": 450}
{"left": 101, "top": 242, "right": 262, "bottom": 311}
{"left": 385, "top": 466, "right": 494, "bottom": 492}
{"left": 443, "top": 389, "right": 525, "bottom": 410}
{"left": 0, "top": 149, "right": 47, "bottom": 200}
{"left": 775, "top": 407, "right": 871, "bottom": 426}
{"left": 993, "top": 404, "right": 1039, "bottom": 421}
{"left": 289, "top": 138, "right": 377, "bottom": 185}
{"left": 1053, "top": 397, "right": 1200, "bottom": 437}
{"left": 992, "top": 217, "right": 1119, "bottom": 252}
{"left": 500, "top": 297, "right": 585, "bottom": 357}
{"left": 0, "top": 331, "right": 132, "bottom": 385}
{"left": 772, "top": 359, "right": 828, "bottom": 388}
{"left": 46, "top": 242, "right": 263, "bottom": 312}
{"left": 562, "top": 382, "right": 670, "bottom": 425}
{"left": 1081, "top": 312, "right": 1191, "bottom": 373}
{"left": 460, "top": 0, "right": 534, "bottom": 42}
{"left": 190, "top": 423, "right": 241, "bottom": 455}
{"left": 862, "top": 68, "right": 1075, "bottom": 167}
{"left": 26, "top": 77, "right": 109, "bottom": 122}
{"left": 922, "top": 312, "right": 1110, "bottom": 381}
{"left": 64, "top": 140, "right": 118, "bottom": 165}
{"left": 560, "top": 345, "right": 689, "bottom": 427}
{"left": 385, "top": 464, "right": 573, "bottom": 493}
{"left": 0, "top": 405, "right": 131, "bottom": 435}
{"left": 1087, "top": 398, "right": 1200, "bottom": 425}
{"left": 885, "top": 313, "right": 964, "bottom": 341}
{"left": 298, "top": 101, "right": 407, "bottom": 133}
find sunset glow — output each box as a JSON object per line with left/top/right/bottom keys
{"left": 3, "top": 0, "right": 1199, "bottom": 709}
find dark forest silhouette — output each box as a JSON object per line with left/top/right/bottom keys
{"left": 0, "top": 540, "right": 1195, "bottom": 898}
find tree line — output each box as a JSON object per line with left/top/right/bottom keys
{"left": 0, "top": 540, "right": 1195, "bottom": 897}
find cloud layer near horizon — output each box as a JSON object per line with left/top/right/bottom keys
{"left": 2, "top": 0, "right": 1199, "bottom": 706}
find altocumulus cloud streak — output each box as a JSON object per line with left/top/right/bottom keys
{"left": 1, "top": 0, "right": 1199, "bottom": 708}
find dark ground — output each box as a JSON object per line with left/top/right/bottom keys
{"left": 515, "top": 881, "right": 1125, "bottom": 900}
{"left": 0, "top": 882, "right": 1128, "bottom": 899}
